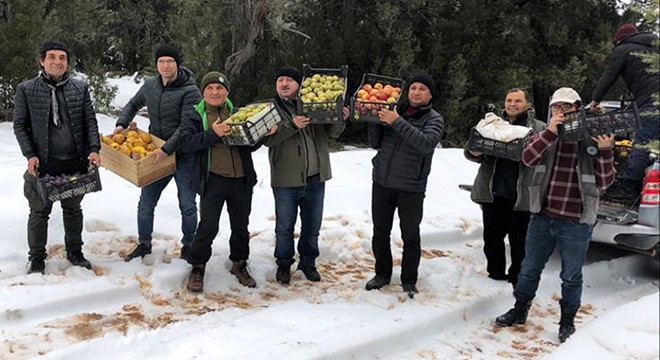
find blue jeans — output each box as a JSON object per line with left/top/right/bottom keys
{"left": 621, "top": 99, "right": 660, "bottom": 182}
{"left": 137, "top": 152, "right": 197, "bottom": 247}
{"left": 514, "top": 213, "right": 592, "bottom": 309}
{"left": 272, "top": 175, "right": 325, "bottom": 268}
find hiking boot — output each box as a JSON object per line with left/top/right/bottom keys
{"left": 365, "top": 275, "right": 391, "bottom": 290}
{"left": 28, "top": 257, "right": 45, "bottom": 274}
{"left": 230, "top": 260, "right": 257, "bottom": 288}
{"left": 558, "top": 305, "right": 579, "bottom": 343}
{"left": 124, "top": 243, "right": 152, "bottom": 262}
{"left": 298, "top": 266, "right": 321, "bottom": 282}
{"left": 67, "top": 250, "right": 92, "bottom": 269}
{"left": 180, "top": 244, "right": 190, "bottom": 260}
{"left": 276, "top": 264, "right": 291, "bottom": 285}
{"left": 402, "top": 283, "right": 418, "bottom": 299}
{"left": 186, "top": 264, "right": 206, "bottom": 293}
{"left": 495, "top": 299, "right": 533, "bottom": 327}
{"left": 488, "top": 273, "right": 508, "bottom": 281}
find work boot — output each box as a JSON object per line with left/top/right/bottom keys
{"left": 558, "top": 305, "right": 579, "bottom": 343}
{"left": 365, "top": 275, "right": 391, "bottom": 290}
{"left": 186, "top": 264, "right": 206, "bottom": 293}
{"left": 495, "top": 299, "right": 533, "bottom": 327}
{"left": 230, "top": 260, "right": 257, "bottom": 288}
{"left": 402, "top": 283, "right": 418, "bottom": 299}
{"left": 28, "top": 257, "right": 46, "bottom": 274}
{"left": 67, "top": 250, "right": 92, "bottom": 269}
{"left": 298, "top": 265, "right": 321, "bottom": 282}
{"left": 124, "top": 243, "right": 152, "bottom": 262}
{"left": 276, "top": 264, "right": 291, "bottom": 285}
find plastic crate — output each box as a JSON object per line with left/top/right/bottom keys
{"left": 350, "top": 73, "right": 405, "bottom": 124}
{"left": 296, "top": 64, "right": 348, "bottom": 124}
{"left": 467, "top": 128, "right": 530, "bottom": 161}
{"left": 223, "top": 100, "right": 281, "bottom": 146}
{"left": 35, "top": 165, "right": 102, "bottom": 204}
{"left": 558, "top": 102, "right": 640, "bottom": 141}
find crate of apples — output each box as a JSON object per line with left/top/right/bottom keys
{"left": 350, "top": 73, "right": 404, "bottom": 124}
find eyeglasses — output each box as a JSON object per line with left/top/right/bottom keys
{"left": 551, "top": 103, "right": 574, "bottom": 112}
{"left": 157, "top": 59, "right": 176, "bottom": 65}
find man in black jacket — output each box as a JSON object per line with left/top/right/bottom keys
{"left": 13, "top": 40, "right": 101, "bottom": 274}
{"left": 178, "top": 72, "right": 276, "bottom": 292}
{"left": 114, "top": 45, "right": 202, "bottom": 262}
{"left": 590, "top": 24, "right": 660, "bottom": 199}
{"left": 365, "top": 73, "right": 445, "bottom": 298}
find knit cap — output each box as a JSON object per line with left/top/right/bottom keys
{"left": 614, "top": 24, "right": 639, "bottom": 43}
{"left": 408, "top": 73, "right": 436, "bottom": 97}
{"left": 39, "top": 40, "right": 70, "bottom": 57}
{"left": 155, "top": 44, "right": 181, "bottom": 66}
{"left": 276, "top": 66, "right": 303, "bottom": 85}
{"left": 200, "top": 71, "right": 230, "bottom": 92}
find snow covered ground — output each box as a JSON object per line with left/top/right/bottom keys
{"left": 0, "top": 76, "right": 657, "bottom": 359}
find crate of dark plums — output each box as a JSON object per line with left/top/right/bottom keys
{"left": 296, "top": 64, "right": 348, "bottom": 124}
{"left": 558, "top": 101, "right": 640, "bottom": 141}
{"left": 35, "top": 165, "right": 102, "bottom": 204}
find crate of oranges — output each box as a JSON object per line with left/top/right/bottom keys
{"left": 99, "top": 122, "right": 176, "bottom": 187}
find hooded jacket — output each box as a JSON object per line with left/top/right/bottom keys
{"left": 116, "top": 67, "right": 202, "bottom": 155}
{"left": 592, "top": 32, "right": 660, "bottom": 106}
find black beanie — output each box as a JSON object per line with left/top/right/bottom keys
{"left": 276, "top": 66, "right": 303, "bottom": 85}
{"left": 155, "top": 44, "right": 181, "bottom": 66}
{"left": 39, "top": 40, "right": 70, "bottom": 57}
{"left": 408, "top": 73, "right": 436, "bottom": 98}
{"left": 200, "top": 71, "right": 230, "bottom": 92}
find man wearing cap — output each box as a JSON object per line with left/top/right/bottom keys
{"left": 364, "top": 73, "right": 445, "bottom": 299}
{"left": 178, "top": 71, "right": 276, "bottom": 292}
{"left": 115, "top": 44, "right": 202, "bottom": 262}
{"left": 495, "top": 87, "right": 615, "bottom": 343}
{"left": 264, "top": 66, "right": 349, "bottom": 285}
{"left": 589, "top": 24, "right": 660, "bottom": 200}
{"left": 465, "top": 88, "right": 545, "bottom": 287}
{"left": 13, "top": 40, "right": 101, "bottom": 274}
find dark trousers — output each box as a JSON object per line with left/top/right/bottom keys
{"left": 187, "top": 174, "right": 252, "bottom": 265}
{"left": 371, "top": 182, "right": 425, "bottom": 285}
{"left": 481, "top": 196, "right": 530, "bottom": 283}
{"left": 23, "top": 171, "right": 84, "bottom": 260}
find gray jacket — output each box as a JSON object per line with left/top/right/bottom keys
{"left": 116, "top": 67, "right": 201, "bottom": 155}
{"left": 464, "top": 111, "right": 546, "bottom": 211}
{"left": 368, "top": 103, "right": 445, "bottom": 192}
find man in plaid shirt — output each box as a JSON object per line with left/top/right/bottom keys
{"left": 494, "top": 87, "right": 615, "bottom": 343}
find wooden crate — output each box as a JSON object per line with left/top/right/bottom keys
{"left": 99, "top": 129, "right": 176, "bottom": 187}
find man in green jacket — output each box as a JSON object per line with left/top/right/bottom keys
{"left": 465, "top": 88, "right": 545, "bottom": 286}
{"left": 113, "top": 45, "right": 202, "bottom": 262}
{"left": 264, "top": 66, "right": 349, "bottom": 285}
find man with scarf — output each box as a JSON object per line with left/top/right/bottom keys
{"left": 364, "top": 73, "right": 445, "bottom": 298}
{"left": 13, "top": 40, "right": 101, "bottom": 274}
{"left": 264, "top": 66, "right": 349, "bottom": 285}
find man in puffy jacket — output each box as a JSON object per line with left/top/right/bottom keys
{"left": 496, "top": 87, "right": 615, "bottom": 343}
{"left": 589, "top": 24, "right": 660, "bottom": 199}
{"left": 364, "top": 73, "right": 445, "bottom": 298}
{"left": 465, "top": 88, "right": 545, "bottom": 286}
{"left": 13, "top": 40, "right": 101, "bottom": 274}
{"left": 114, "top": 45, "right": 202, "bottom": 261}
{"left": 264, "top": 66, "right": 349, "bottom": 285}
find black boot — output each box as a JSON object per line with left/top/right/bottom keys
{"left": 365, "top": 275, "right": 391, "bottom": 291}
{"left": 28, "top": 257, "right": 46, "bottom": 274}
{"left": 298, "top": 265, "right": 321, "bottom": 282}
{"left": 558, "top": 305, "right": 579, "bottom": 343}
{"left": 180, "top": 244, "right": 190, "bottom": 260}
{"left": 67, "top": 250, "right": 92, "bottom": 269}
{"left": 496, "top": 299, "right": 532, "bottom": 327}
{"left": 187, "top": 264, "right": 206, "bottom": 293}
{"left": 276, "top": 264, "right": 291, "bottom": 284}
{"left": 124, "top": 243, "right": 152, "bottom": 262}
{"left": 402, "top": 283, "right": 418, "bottom": 299}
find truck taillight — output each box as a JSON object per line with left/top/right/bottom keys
{"left": 640, "top": 164, "right": 660, "bottom": 205}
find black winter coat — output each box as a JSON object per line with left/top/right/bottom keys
{"left": 368, "top": 103, "right": 445, "bottom": 192}
{"left": 592, "top": 32, "right": 660, "bottom": 105}
{"left": 13, "top": 74, "right": 100, "bottom": 163}
{"left": 178, "top": 101, "right": 259, "bottom": 196}
{"left": 116, "top": 67, "right": 202, "bottom": 155}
